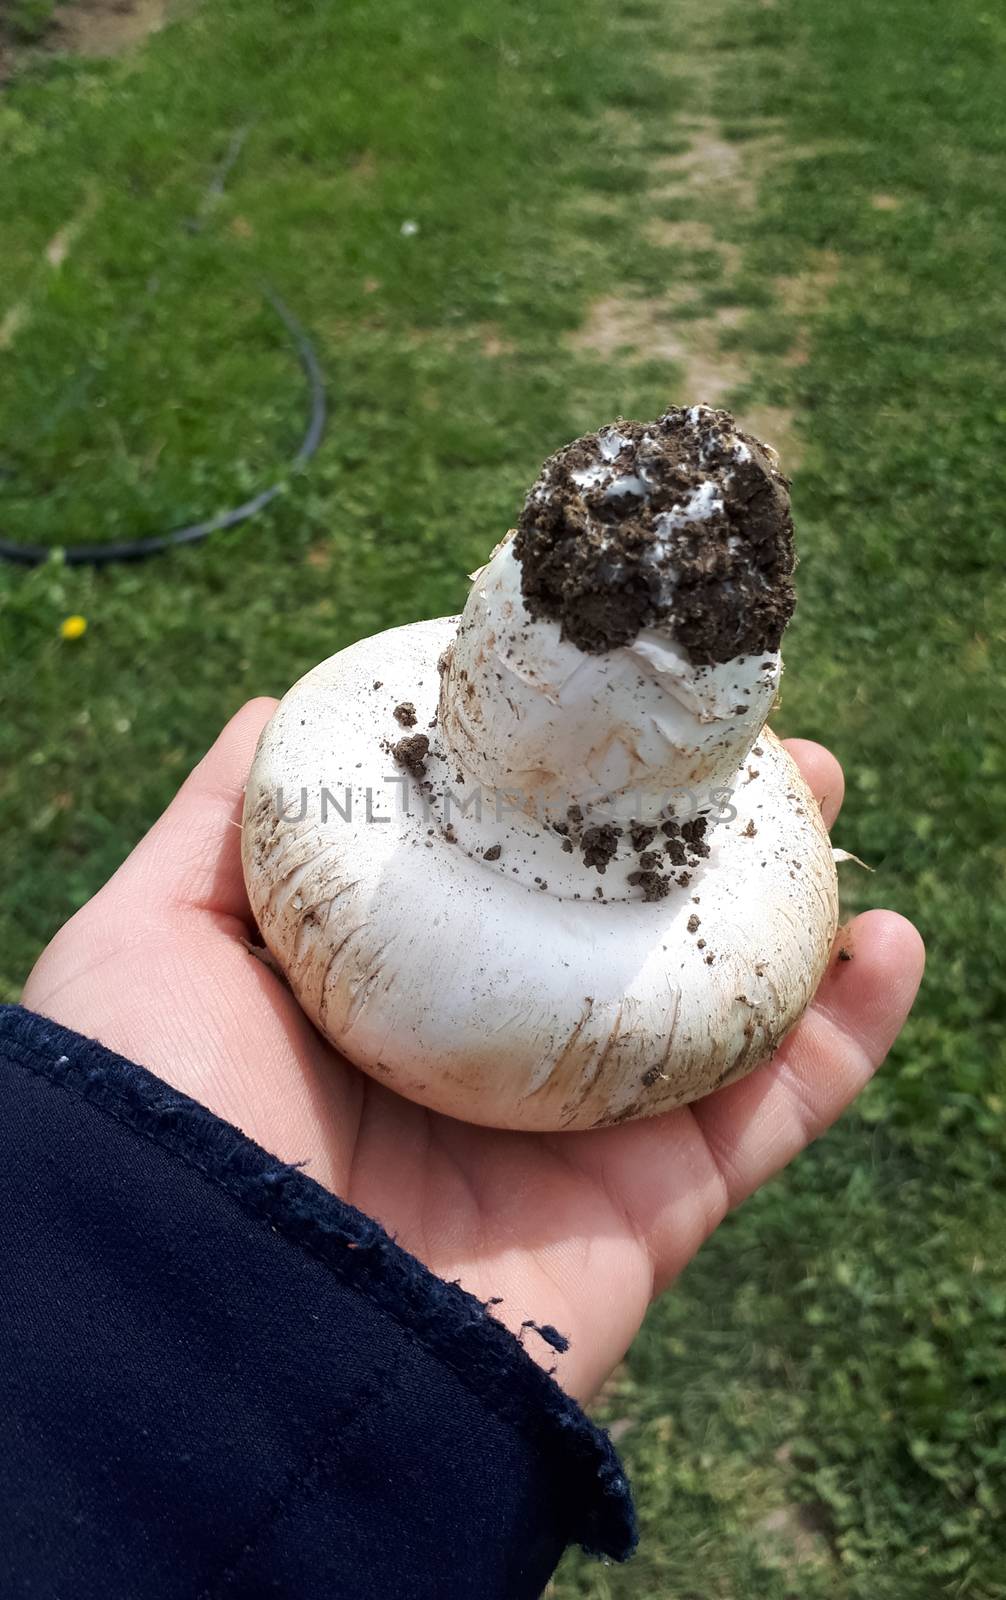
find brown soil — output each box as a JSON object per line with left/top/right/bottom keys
{"left": 627, "top": 867, "right": 672, "bottom": 901}
{"left": 1, "top": 0, "right": 179, "bottom": 79}
{"left": 392, "top": 733, "right": 430, "bottom": 776}
{"left": 569, "top": 292, "right": 808, "bottom": 471}
{"left": 579, "top": 822, "right": 621, "bottom": 873}
{"left": 651, "top": 119, "right": 787, "bottom": 210}
{"left": 393, "top": 701, "right": 417, "bottom": 727}
{"left": 515, "top": 406, "right": 794, "bottom": 662}
{"left": 53, "top": 0, "right": 175, "bottom": 57}
{"left": 756, "top": 1502, "right": 836, "bottom": 1572}
{"left": 643, "top": 217, "right": 745, "bottom": 276}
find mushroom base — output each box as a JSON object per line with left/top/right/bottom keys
{"left": 241, "top": 620, "right": 839, "bottom": 1131}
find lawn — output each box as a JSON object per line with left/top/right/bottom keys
{"left": 1, "top": 0, "right": 1003, "bottom": 1594}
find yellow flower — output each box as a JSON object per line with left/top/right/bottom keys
{"left": 60, "top": 614, "right": 88, "bottom": 641}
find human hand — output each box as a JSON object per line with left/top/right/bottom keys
{"left": 23, "top": 700, "right": 924, "bottom": 1403}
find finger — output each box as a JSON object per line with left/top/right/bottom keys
{"left": 102, "top": 698, "right": 278, "bottom": 929}
{"left": 782, "top": 737, "right": 845, "bottom": 829}
{"left": 690, "top": 909, "right": 925, "bottom": 1208}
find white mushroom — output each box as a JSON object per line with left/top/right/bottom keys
{"left": 242, "top": 405, "right": 839, "bottom": 1131}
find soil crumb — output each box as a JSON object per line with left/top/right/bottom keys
{"left": 392, "top": 733, "right": 430, "bottom": 776}
{"left": 514, "top": 405, "right": 794, "bottom": 664}
{"left": 580, "top": 822, "right": 622, "bottom": 872}
{"left": 393, "top": 701, "right": 417, "bottom": 727}
{"left": 627, "top": 868, "right": 672, "bottom": 900}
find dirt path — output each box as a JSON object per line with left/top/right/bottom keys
{"left": 566, "top": 0, "right": 841, "bottom": 471}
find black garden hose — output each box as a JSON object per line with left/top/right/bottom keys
{"left": 0, "top": 126, "right": 326, "bottom": 567}
{"left": 0, "top": 284, "right": 325, "bottom": 567}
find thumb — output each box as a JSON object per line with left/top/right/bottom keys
{"left": 98, "top": 697, "right": 277, "bottom": 932}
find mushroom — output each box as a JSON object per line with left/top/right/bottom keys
{"left": 242, "top": 405, "right": 839, "bottom": 1131}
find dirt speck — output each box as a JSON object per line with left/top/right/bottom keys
{"left": 393, "top": 701, "right": 417, "bottom": 727}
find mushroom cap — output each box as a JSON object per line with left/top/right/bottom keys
{"left": 241, "top": 617, "right": 839, "bottom": 1131}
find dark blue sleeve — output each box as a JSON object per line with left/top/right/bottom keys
{"left": 0, "top": 1005, "right": 634, "bottom": 1599}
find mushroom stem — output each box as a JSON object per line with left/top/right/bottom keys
{"left": 437, "top": 404, "right": 795, "bottom": 878}
{"left": 439, "top": 533, "right": 780, "bottom": 827}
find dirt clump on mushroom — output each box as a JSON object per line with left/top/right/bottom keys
{"left": 627, "top": 866, "right": 673, "bottom": 901}
{"left": 392, "top": 733, "right": 430, "bottom": 776}
{"left": 579, "top": 822, "right": 622, "bottom": 872}
{"left": 514, "top": 404, "right": 795, "bottom": 663}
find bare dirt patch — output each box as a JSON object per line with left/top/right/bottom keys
{"left": 568, "top": 295, "right": 801, "bottom": 466}
{"left": 347, "top": 149, "right": 379, "bottom": 181}
{"left": 755, "top": 1501, "right": 836, "bottom": 1572}
{"left": 571, "top": 294, "right": 699, "bottom": 362}
{"left": 53, "top": 0, "right": 175, "bottom": 57}
{"left": 652, "top": 118, "right": 787, "bottom": 209}
{"left": 0, "top": 305, "right": 28, "bottom": 352}
{"left": 570, "top": 292, "right": 750, "bottom": 396}
{"left": 480, "top": 328, "right": 515, "bottom": 358}
{"left": 642, "top": 216, "right": 744, "bottom": 277}
{"left": 1, "top": 0, "right": 177, "bottom": 71}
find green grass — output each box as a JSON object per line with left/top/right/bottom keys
{"left": 1, "top": 0, "right": 1003, "bottom": 1595}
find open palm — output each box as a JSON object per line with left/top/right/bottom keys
{"left": 24, "top": 700, "right": 924, "bottom": 1402}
